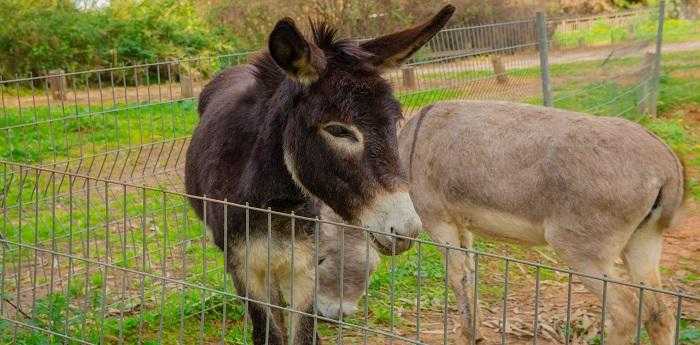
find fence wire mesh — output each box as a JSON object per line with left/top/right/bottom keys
{"left": 1, "top": 3, "right": 699, "bottom": 345}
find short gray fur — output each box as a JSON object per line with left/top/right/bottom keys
{"left": 399, "top": 100, "right": 684, "bottom": 345}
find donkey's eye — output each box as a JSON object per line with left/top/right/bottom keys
{"left": 323, "top": 124, "right": 359, "bottom": 142}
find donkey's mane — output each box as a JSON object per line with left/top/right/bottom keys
{"left": 251, "top": 20, "right": 372, "bottom": 90}
{"left": 309, "top": 21, "right": 371, "bottom": 61}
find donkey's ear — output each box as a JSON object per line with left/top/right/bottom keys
{"left": 269, "top": 18, "right": 326, "bottom": 84}
{"left": 360, "top": 5, "right": 455, "bottom": 70}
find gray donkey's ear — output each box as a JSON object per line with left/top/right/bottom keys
{"left": 360, "top": 5, "right": 455, "bottom": 70}
{"left": 269, "top": 18, "right": 327, "bottom": 84}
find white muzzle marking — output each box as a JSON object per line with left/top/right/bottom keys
{"left": 358, "top": 191, "right": 422, "bottom": 254}
{"left": 317, "top": 296, "right": 359, "bottom": 319}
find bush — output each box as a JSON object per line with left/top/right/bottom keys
{"left": 0, "top": 0, "right": 240, "bottom": 76}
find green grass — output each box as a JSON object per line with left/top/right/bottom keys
{"left": 420, "top": 68, "right": 495, "bottom": 82}
{"left": 552, "top": 17, "right": 699, "bottom": 48}
{"left": 0, "top": 190, "right": 237, "bottom": 344}
{"left": 398, "top": 88, "right": 467, "bottom": 111}
{"left": 417, "top": 53, "right": 660, "bottom": 89}
{"left": 658, "top": 67, "right": 700, "bottom": 112}
{"left": 552, "top": 79, "right": 648, "bottom": 119}
{"left": 553, "top": 17, "right": 652, "bottom": 48}
{"left": 656, "top": 18, "right": 700, "bottom": 43}
{"left": 0, "top": 287, "right": 248, "bottom": 344}
{"left": 689, "top": 179, "right": 700, "bottom": 200}
{"left": 0, "top": 100, "right": 199, "bottom": 164}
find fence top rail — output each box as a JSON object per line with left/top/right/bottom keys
{"left": 442, "top": 18, "right": 537, "bottom": 32}
{"left": 406, "top": 42, "right": 539, "bottom": 67}
{"left": 0, "top": 51, "right": 255, "bottom": 85}
{"left": 1, "top": 159, "right": 697, "bottom": 301}
{"left": 548, "top": 7, "right": 654, "bottom": 23}
{"left": 437, "top": 8, "right": 652, "bottom": 32}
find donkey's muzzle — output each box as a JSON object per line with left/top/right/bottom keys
{"left": 360, "top": 191, "right": 422, "bottom": 256}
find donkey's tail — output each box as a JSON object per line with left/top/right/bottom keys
{"left": 657, "top": 154, "right": 686, "bottom": 232}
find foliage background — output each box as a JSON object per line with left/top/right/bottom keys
{"left": 3, "top": 0, "right": 698, "bottom": 77}
{"left": 0, "top": 0, "right": 239, "bottom": 76}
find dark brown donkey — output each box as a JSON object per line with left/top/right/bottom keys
{"left": 185, "top": 5, "right": 455, "bottom": 344}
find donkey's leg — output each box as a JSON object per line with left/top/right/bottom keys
{"left": 293, "top": 304, "right": 323, "bottom": 345}
{"left": 428, "top": 221, "right": 482, "bottom": 344}
{"left": 269, "top": 288, "right": 288, "bottom": 344}
{"left": 231, "top": 272, "right": 285, "bottom": 345}
{"left": 623, "top": 218, "right": 675, "bottom": 345}
{"left": 545, "top": 221, "right": 639, "bottom": 345}
{"left": 455, "top": 229, "right": 484, "bottom": 344}
{"left": 278, "top": 240, "right": 319, "bottom": 345}
{"left": 230, "top": 241, "right": 286, "bottom": 345}
{"left": 249, "top": 300, "right": 285, "bottom": 345}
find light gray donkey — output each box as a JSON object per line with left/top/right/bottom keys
{"left": 398, "top": 100, "right": 685, "bottom": 345}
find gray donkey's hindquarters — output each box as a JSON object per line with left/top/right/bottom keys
{"left": 399, "top": 100, "right": 684, "bottom": 345}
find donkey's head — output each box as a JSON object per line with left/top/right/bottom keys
{"left": 264, "top": 5, "right": 455, "bottom": 254}
{"left": 315, "top": 216, "right": 381, "bottom": 319}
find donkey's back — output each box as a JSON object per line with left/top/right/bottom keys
{"left": 185, "top": 65, "right": 265, "bottom": 229}
{"left": 197, "top": 65, "right": 257, "bottom": 119}
{"left": 399, "top": 100, "right": 683, "bottom": 344}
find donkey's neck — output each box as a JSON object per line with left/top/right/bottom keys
{"left": 238, "top": 103, "right": 311, "bottom": 215}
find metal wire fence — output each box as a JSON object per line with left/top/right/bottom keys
{"left": 1, "top": 3, "right": 699, "bottom": 344}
